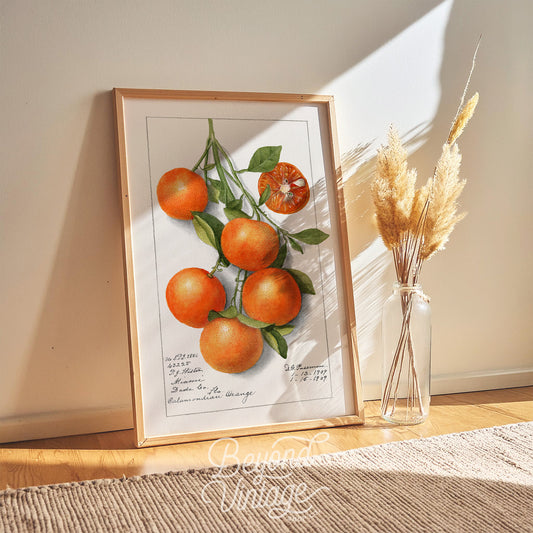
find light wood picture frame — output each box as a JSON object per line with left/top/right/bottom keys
{"left": 113, "top": 89, "right": 363, "bottom": 447}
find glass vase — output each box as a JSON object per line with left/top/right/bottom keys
{"left": 381, "top": 282, "right": 431, "bottom": 425}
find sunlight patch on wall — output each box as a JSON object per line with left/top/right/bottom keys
{"left": 324, "top": 0, "right": 453, "bottom": 153}
{"left": 321, "top": 0, "right": 454, "bottom": 398}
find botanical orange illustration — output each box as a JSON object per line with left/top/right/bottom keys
{"left": 199, "top": 317, "right": 263, "bottom": 373}
{"left": 166, "top": 268, "right": 225, "bottom": 328}
{"left": 242, "top": 268, "right": 301, "bottom": 326}
{"left": 221, "top": 218, "right": 279, "bottom": 272}
{"left": 158, "top": 119, "right": 328, "bottom": 373}
{"left": 258, "top": 162, "right": 310, "bottom": 214}
{"left": 157, "top": 168, "right": 208, "bottom": 220}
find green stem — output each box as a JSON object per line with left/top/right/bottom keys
{"left": 229, "top": 269, "right": 249, "bottom": 312}
{"left": 208, "top": 121, "right": 235, "bottom": 202}
{"left": 215, "top": 139, "right": 290, "bottom": 235}
{"left": 209, "top": 256, "right": 225, "bottom": 277}
{"left": 192, "top": 139, "right": 212, "bottom": 173}
{"left": 258, "top": 207, "right": 290, "bottom": 236}
{"left": 231, "top": 272, "right": 239, "bottom": 306}
{"left": 221, "top": 167, "right": 260, "bottom": 218}
{"left": 216, "top": 146, "right": 258, "bottom": 211}
{"left": 230, "top": 269, "right": 243, "bottom": 307}
{"left": 207, "top": 120, "right": 299, "bottom": 248}
{"left": 239, "top": 270, "right": 248, "bottom": 313}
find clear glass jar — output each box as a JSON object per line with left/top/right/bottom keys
{"left": 381, "top": 282, "right": 431, "bottom": 425}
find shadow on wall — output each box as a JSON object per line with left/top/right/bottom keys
{"left": 343, "top": 125, "right": 432, "bottom": 399}
{"left": 416, "top": 0, "right": 533, "bottom": 374}
{"left": 345, "top": 0, "right": 533, "bottom": 399}
{"left": 15, "top": 93, "right": 132, "bottom": 418}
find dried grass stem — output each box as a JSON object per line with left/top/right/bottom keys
{"left": 373, "top": 41, "right": 480, "bottom": 421}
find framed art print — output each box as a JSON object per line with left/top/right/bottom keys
{"left": 113, "top": 89, "right": 363, "bottom": 447}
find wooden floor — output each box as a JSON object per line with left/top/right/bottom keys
{"left": 1, "top": 386, "right": 531, "bottom": 490}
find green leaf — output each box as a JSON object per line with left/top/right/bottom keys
{"left": 262, "top": 329, "right": 288, "bottom": 359}
{"left": 208, "top": 310, "right": 221, "bottom": 321}
{"left": 286, "top": 268, "right": 316, "bottom": 295}
{"left": 246, "top": 146, "right": 282, "bottom": 173}
{"left": 273, "top": 324, "right": 295, "bottom": 336}
{"left": 288, "top": 237, "right": 304, "bottom": 254}
{"left": 218, "top": 183, "right": 228, "bottom": 204}
{"left": 192, "top": 214, "right": 217, "bottom": 250}
{"left": 204, "top": 163, "right": 215, "bottom": 171}
{"left": 224, "top": 207, "right": 251, "bottom": 221}
{"left": 208, "top": 306, "right": 239, "bottom": 322}
{"left": 220, "top": 306, "right": 239, "bottom": 318}
{"left": 226, "top": 197, "right": 243, "bottom": 210}
{"left": 237, "top": 313, "right": 271, "bottom": 329}
{"left": 207, "top": 181, "right": 221, "bottom": 203}
{"left": 291, "top": 228, "right": 329, "bottom": 245}
{"left": 258, "top": 184, "right": 271, "bottom": 206}
{"left": 213, "top": 144, "right": 235, "bottom": 204}
{"left": 269, "top": 242, "right": 287, "bottom": 268}
{"left": 262, "top": 329, "right": 277, "bottom": 350}
{"left": 191, "top": 212, "right": 225, "bottom": 254}
{"left": 271, "top": 330, "right": 288, "bottom": 358}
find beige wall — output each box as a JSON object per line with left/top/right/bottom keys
{"left": 1, "top": 0, "right": 531, "bottom": 441}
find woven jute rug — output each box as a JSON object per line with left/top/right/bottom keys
{"left": 1, "top": 422, "right": 532, "bottom": 532}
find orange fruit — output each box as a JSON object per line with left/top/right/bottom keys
{"left": 258, "top": 162, "right": 310, "bottom": 214}
{"left": 200, "top": 318, "right": 263, "bottom": 373}
{"left": 221, "top": 218, "right": 279, "bottom": 271}
{"left": 157, "top": 168, "right": 208, "bottom": 220}
{"left": 242, "top": 268, "right": 301, "bottom": 326}
{"left": 166, "top": 268, "right": 226, "bottom": 328}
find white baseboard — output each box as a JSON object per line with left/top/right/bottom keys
{"left": 431, "top": 367, "right": 533, "bottom": 395}
{"left": 0, "top": 406, "right": 133, "bottom": 444}
{"left": 2, "top": 368, "right": 532, "bottom": 443}
{"left": 363, "top": 367, "right": 533, "bottom": 401}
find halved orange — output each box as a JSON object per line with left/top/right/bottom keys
{"left": 258, "top": 162, "right": 310, "bottom": 215}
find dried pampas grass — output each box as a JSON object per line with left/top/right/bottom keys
{"left": 422, "top": 143, "right": 467, "bottom": 260}
{"left": 448, "top": 92, "right": 479, "bottom": 146}
{"left": 373, "top": 40, "right": 480, "bottom": 421}
{"left": 371, "top": 126, "right": 416, "bottom": 250}
{"left": 372, "top": 93, "right": 478, "bottom": 277}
